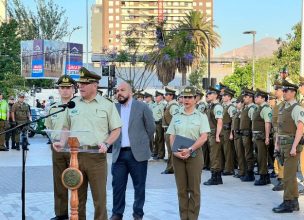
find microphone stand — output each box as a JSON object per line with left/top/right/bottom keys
{"left": 0, "top": 107, "right": 67, "bottom": 220}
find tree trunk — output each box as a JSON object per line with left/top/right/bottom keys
{"left": 182, "top": 72, "right": 186, "bottom": 86}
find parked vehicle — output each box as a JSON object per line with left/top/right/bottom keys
{"left": 28, "top": 107, "right": 46, "bottom": 137}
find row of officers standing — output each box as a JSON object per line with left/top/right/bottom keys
{"left": 137, "top": 78, "right": 304, "bottom": 217}
{"left": 0, "top": 92, "right": 31, "bottom": 151}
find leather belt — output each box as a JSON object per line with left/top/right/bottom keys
{"left": 252, "top": 131, "right": 263, "bottom": 134}
{"left": 121, "top": 147, "right": 131, "bottom": 151}
{"left": 81, "top": 145, "right": 99, "bottom": 151}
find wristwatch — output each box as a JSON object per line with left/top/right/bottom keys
{"left": 188, "top": 147, "right": 193, "bottom": 154}
{"left": 104, "top": 142, "right": 110, "bottom": 149}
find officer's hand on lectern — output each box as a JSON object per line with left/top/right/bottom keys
{"left": 52, "top": 142, "right": 63, "bottom": 152}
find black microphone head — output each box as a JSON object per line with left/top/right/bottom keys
{"left": 67, "top": 101, "right": 76, "bottom": 109}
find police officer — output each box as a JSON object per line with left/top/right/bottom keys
{"left": 272, "top": 81, "right": 285, "bottom": 191}
{"left": 231, "top": 96, "right": 246, "bottom": 178}
{"left": 167, "top": 86, "right": 210, "bottom": 220}
{"left": 273, "top": 80, "right": 304, "bottom": 213}
{"left": 144, "top": 92, "right": 154, "bottom": 109}
{"left": 252, "top": 89, "right": 272, "bottom": 185}
{"left": 134, "top": 91, "right": 144, "bottom": 101}
{"left": 240, "top": 88, "right": 256, "bottom": 182}
{"left": 297, "top": 76, "right": 304, "bottom": 188}
{"left": 152, "top": 91, "right": 166, "bottom": 160}
{"left": 0, "top": 92, "right": 9, "bottom": 151}
{"left": 11, "top": 93, "right": 31, "bottom": 151}
{"left": 5, "top": 96, "right": 16, "bottom": 150}
{"left": 161, "top": 87, "right": 179, "bottom": 174}
{"left": 221, "top": 87, "right": 237, "bottom": 175}
{"left": 279, "top": 66, "right": 291, "bottom": 82}
{"left": 204, "top": 87, "right": 224, "bottom": 185}
{"left": 45, "top": 75, "right": 77, "bottom": 220}
{"left": 58, "top": 67, "right": 122, "bottom": 220}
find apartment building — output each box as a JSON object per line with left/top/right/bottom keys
{"left": 0, "top": 0, "right": 7, "bottom": 24}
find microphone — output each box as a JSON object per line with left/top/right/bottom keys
{"left": 51, "top": 101, "right": 75, "bottom": 109}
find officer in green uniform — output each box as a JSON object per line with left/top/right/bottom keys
{"left": 167, "top": 86, "right": 210, "bottom": 220}
{"left": 152, "top": 91, "right": 166, "bottom": 160}
{"left": 45, "top": 75, "right": 77, "bottom": 220}
{"left": 221, "top": 87, "right": 237, "bottom": 175}
{"left": 161, "top": 87, "right": 179, "bottom": 174}
{"left": 252, "top": 89, "right": 272, "bottom": 185}
{"left": 267, "top": 91, "right": 276, "bottom": 177}
{"left": 11, "top": 93, "right": 31, "bottom": 151}
{"left": 273, "top": 80, "right": 304, "bottom": 213}
{"left": 240, "top": 88, "right": 256, "bottom": 182}
{"left": 279, "top": 66, "right": 292, "bottom": 82}
{"left": 5, "top": 96, "right": 16, "bottom": 150}
{"left": 58, "top": 67, "right": 122, "bottom": 220}
{"left": 231, "top": 96, "right": 246, "bottom": 178}
{"left": 271, "top": 82, "right": 286, "bottom": 191}
{"left": 134, "top": 91, "right": 144, "bottom": 101}
{"left": 0, "top": 92, "right": 9, "bottom": 151}
{"left": 297, "top": 76, "right": 304, "bottom": 193}
{"left": 204, "top": 87, "right": 224, "bottom": 185}
{"left": 144, "top": 92, "right": 154, "bottom": 109}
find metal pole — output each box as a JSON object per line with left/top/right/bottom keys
{"left": 86, "top": 0, "right": 89, "bottom": 67}
{"left": 252, "top": 33, "right": 255, "bottom": 89}
{"left": 301, "top": 0, "right": 304, "bottom": 76}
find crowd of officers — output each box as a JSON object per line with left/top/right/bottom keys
{"left": 133, "top": 72, "right": 304, "bottom": 215}
{"left": 0, "top": 92, "right": 31, "bottom": 151}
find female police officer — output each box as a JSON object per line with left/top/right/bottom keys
{"left": 167, "top": 86, "right": 210, "bottom": 220}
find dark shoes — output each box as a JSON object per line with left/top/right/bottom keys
{"left": 240, "top": 171, "right": 255, "bottom": 182}
{"left": 50, "top": 215, "right": 69, "bottom": 220}
{"left": 272, "top": 180, "right": 284, "bottom": 191}
{"left": 0, "top": 148, "right": 8, "bottom": 151}
{"left": 110, "top": 215, "right": 122, "bottom": 220}
{"left": 161, "top": 170, "right": 174, "bottom": 174}
{"left": 273, "top": 199, "right": 299, "bottom": 213}
{"left": 204, "top": 172, "right": 223, "bottom": 186}
{"left": 254, "top": 174, "right": 270, "bottom": 186}
{"left": 222, "top": 171, "right": 234, "bottom": 176}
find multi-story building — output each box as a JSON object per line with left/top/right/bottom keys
{"left": 0, "top": 0, "right": 7, "bottom": 24}
{"left": 91, "top": 0, "right": 213, "bottom": 55}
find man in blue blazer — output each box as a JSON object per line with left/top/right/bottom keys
{"left": 110, "top": 82, "right": 155, "bottom": 220}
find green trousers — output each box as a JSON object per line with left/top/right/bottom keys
{"left": 52, "top": 149, "right": 70, "bottom": 217}
{"left": 254, "top": 139, "right": 268, "bottom": 175}
{"left": 78, "top": 153, "right": 108, "bottom": 220}
{"left": 0, "top": 121, "right": 6, "bottom": 148}
{"left": 281, "top": 144, "right": 302, "bottom": 200}
{"left": 173, "top": 149, "right": 203, "bottom": 220}
{"left": 234, "top": 133, "right": 246, "bottom": 176}
{"left": 208, "top": 135, "right": 223, "bottom": 172}
{"left": 165, "top": 133, "right": 174, "bottom": 172}
{"left": 241, "top": 135, "right": 254, "bottom": 172}
{"left": 14, "top": 120, "right": 28, "bottom": 143}
{"left": 153, "top": 123, "right": 165, "bottom": 158}
{"left": 222, "top": 129, "right": 235, "bottom": 172}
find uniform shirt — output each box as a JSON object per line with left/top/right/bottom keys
{"left": 167, "top": 100, "right": 180, "bottom": 115}
{"left": 196, "top": 100, "right": 208, "bottom": 113}
{"left": 167, "top": 108, "right": 211, "bottom": 140}
{"left": 247, "top": 102, "right": 256, "bottom": 120}
{"left": 212, "top": 101, "right": 223, "bottom": 119}
{"left": 12, "top": 101, "right": 30, "bottom": 121}
{"left": 285, "top": 99, "right": 304, "bottom": 126}
{"left": 62, "top": 94, "right": 122, "bottom": 146}
{"left": 146, "top": 101, "right": 155, "bottom": 110}
{"left": 152, "top": 101, "right": 165, "bottom": 122}
{"left": 257, "top": 102, "right": 272, "bottom": 123}
{"left": 222, "top": 101, "right": 237, "bottom": 118}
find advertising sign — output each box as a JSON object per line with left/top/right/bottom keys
{"left": 32, "top": 39, "right": 44, "bottom": 77}
{"left": 65, "top": 43, "right": 83, "bottom": 79}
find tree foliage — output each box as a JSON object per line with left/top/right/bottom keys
{"left": 9, "top": 0, "right": 70, "bottom": 40}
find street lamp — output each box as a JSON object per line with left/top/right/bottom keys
{"left": 243, "top": 30, "right": 256, "bottom": 89}
{"left": 301, "top": 0, "right": 304, "bottom": 76}
{"left": 68, "top": 26, "right": 82, "bottom": 74}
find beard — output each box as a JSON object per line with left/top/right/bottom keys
{"left": 118, "top": 95, "right": 129, "bottom": 104}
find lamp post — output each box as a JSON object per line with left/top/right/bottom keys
{"left": 68, "top": 26, "right": 82, "bottom": 74}
{"left": 86, "top": 0, "right": 89, "bottom": 67}
{"left": 243, "top": 30, "right": 256, "bottom": 89}
{"left": 301, "top": 0, "right": 304, "bottom": 76}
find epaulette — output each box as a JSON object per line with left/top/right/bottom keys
{"left": 105, "top": 97, "right": 113, "bottom": 103}
{"left": 50, "top": 102, "right": 57, "bottom": 106}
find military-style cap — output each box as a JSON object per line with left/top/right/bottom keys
{"left": 57, "top": 75, "right": 76, "bottom": 87}
{"left": 18, "top": 92, "right": 25, "bottom": 97}
{"left": 255, "top": 88, "right": 269, "bottom": 98}
{"left": 299, "top": 76, "right": 304, "bottom": 86}
{"left": 282, "top": 80, "right": 298, "bottom": 91}
{"left": 273, "top": 80, "right": 283, "bottom": 89}
{"left": 241, "top": 88, "right": 255, "bottom": 97}
{"left": 78, "top": 67, "right": 101, "bottom": 83}
{"left": 134, "top": 90, "right": 144, "bottom": 98}
{"left": 206, "top": 87, "right": 221, "bottom": 95}
{"left": 181, "top": 86, "right": 196, "bottom": 97}
{"left": 279, "top": 66, "right": 288, "bottom": 73}
{"left": 9, "top": 96, "right": 15, "bottom": 100}
{"left": 144, "top": 92, "right": 153, "bottom": 98}
{"left": 196, "top": 89, "right": 204, "bottom": 97}
{"left": 219, "top": 82, "right": 228, "bottom": 90}
{"left": 222, "top": 88, "right": 236, "bottom": 97}
{"left": 165, "top": 87, "right": 176, "bottom": 95}
{"left": 269, "top": 91, "right": 276, "bottom": 100}
{"left": 155, "top": 90, "right": 164, "bottom": 97}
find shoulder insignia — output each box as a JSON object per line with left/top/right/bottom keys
{"left": 216, "top": 110, "right": 222, "bottom": 115}
{"left": 268, "top": 112, "right": 272, "bottom": 118}
{"left": 106, "top": 97, "right": 113, "bottom": 102}
{"left": 300, "top": 111, "right": 304, "bottom": 117}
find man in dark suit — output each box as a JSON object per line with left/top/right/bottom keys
{"left": 110, "top": 82, "right": 156, "bottom": 220}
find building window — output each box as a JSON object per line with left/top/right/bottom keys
{"left": 109, "top": 23, "right": 114, "bottom": 28}
{"left": 115, "top": 0, "right": 119, "bottom": 6}
{"left": 109, "top": 1, "right": 113, "bottom": 6}
{"left": 109, "top": 8, "right": 113, "bottom": 13}
{"left": 116, "top": 23, "right": 120, "bottom": 28}
{"left": 116, "top": 15, "right": 120, "bottom": 20}
{"left": 193, "top": 2, "right": 196, "bottom": 6}
{"left": 206, "top": 9, "right": 211, "bottom": 15}
{"left": 206, "top": 2, "right": 212, "bottom": 7}
{"left": 115, "top": 8, "right": 120, "bottom": 13}
{"left": 199, "top": 2, "right": 203, "bottom": 6}
{"left": 109, "top": 16, "right": 113, "bottom": 21}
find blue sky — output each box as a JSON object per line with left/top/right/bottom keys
{"left": 18, "top": 0, "right": 302, "bottom": 57}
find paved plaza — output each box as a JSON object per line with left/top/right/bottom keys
{"left": 0, "top": 135, "right": 303, "bottom": 220}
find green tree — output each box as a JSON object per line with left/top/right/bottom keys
{"left": 9, "top": 0, "right": 70, "bottom": 40}
{"left": 188, "top": 63, "right": 206, "bottom": 88}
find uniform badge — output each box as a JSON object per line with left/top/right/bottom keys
{"left": 300, "top": 111, "right": 304, "bottom": 117}
{"left": 216, "top": 110, "right": 222, "bottom": 115}
{"left": 268, "top": 112, "right": 272, "bottom": 118}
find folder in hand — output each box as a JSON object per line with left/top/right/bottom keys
{"left": 172, "top": 135, "right": 196, "bottom": 152}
